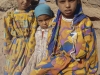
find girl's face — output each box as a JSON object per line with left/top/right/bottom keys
{"left": 17, "top": 0, "right": 31, "bottom": 10}
{"left": 57, "top": 0, "right": 79, "bottom": 18}
{"left": 37, "top": 15, "right": 51, "bottom": 29}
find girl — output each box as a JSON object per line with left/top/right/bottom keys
{"left": 3, "top": 0, "right": 37, "bottom": 75}
{"left": 30, "top": 0, "right": 98, "bottom": 75}
{"left": 21, "top": 4, "right": 54, "bottom": 75}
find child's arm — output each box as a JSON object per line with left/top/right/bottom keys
{"left": 27, "top": 17, "right": 37, "bottom": 59}
{"left": 3, "top": 14, "right": 12, "bottom": 55}
{"left": 84, "top": 18, "right": 98, "bottom": 75}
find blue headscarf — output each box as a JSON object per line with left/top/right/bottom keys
{"left": 48, "top": 4, "right": 87, "bottom": 55}
{"left": 34, "top": 4, "right": 53, "bottom": 18}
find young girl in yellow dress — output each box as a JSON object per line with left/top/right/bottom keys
{"left": 3, "top": 0, "right": 37, "bottom": 75}
{"left": 30, "top": 0, "right": 98, "bottom": 75}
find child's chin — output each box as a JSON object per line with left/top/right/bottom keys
{"left": 21, "top": 6, "right": 28, "bottom": 10}
{"left": 42, "top": 27, "right": 48, "bottom": 29}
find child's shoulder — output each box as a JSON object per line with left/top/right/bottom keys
{"left": 4, "top": 10, "right": 14, "bottom": 19}
{"left": 48, "top": 17, "right": 56, "bottom": 28}
{"left": 13, "top": 9, "right": 34, "bottom": 14}
{"left": 83, "top": 16, "right": 93, "bottom": 27}
{"left": 5, "top": 9, "right": 34, "bottom": 17}
{"left": 78, "top": 15, "right": 92, "bottom": 28}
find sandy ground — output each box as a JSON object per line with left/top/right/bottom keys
{"left": 0, "top": 2, "right": 100, "bottom": 75}
{"left": 0, "top": 13, "right": 5, "bottom": 74}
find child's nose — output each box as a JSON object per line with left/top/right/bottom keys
{"left": 43, "top": 21, "right": 46, "bottom": 24}
{"left": 65, "top": 2, "right": 70, "bottom": 8}
{"left": 23, "top": 0, "right": 28, "bottom": 3}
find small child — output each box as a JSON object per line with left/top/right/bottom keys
{"left": 3, "top": 0, "right": 37, "bottom": 75}
{"left": 30, "top": 0, "right": 98, "bottom": 75}
{"left": 21, "top": 4, "right": 54, "bottom": 75}
{"left": 33, "top": 4, "right": 54, "bottom": 65}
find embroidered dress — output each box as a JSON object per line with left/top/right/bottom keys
{"left": 4, "top": 9, "right": 37, "bottom": 75}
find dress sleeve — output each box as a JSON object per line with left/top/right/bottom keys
{"left": 3, "top": 13, "right": 12, "bottom": 55}
{"left": 84, "top": 18, "right": 98, "bottom": 75}
{"left": 27, "top": 16, "right": 37, "bottom": 58}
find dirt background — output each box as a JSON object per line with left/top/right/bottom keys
{"left": 0, "top": 0, "right": 100, "bottom": 75}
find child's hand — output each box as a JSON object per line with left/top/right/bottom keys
{"left": 25, "top": 57, "right": 30, "bottom": 65}
{"left": 2, "top": 47, "right": 10, "bottom": 55}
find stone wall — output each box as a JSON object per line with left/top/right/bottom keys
{"left": 82, "top": 0, "right": 100, "bottom": 7}
{"left": 0, "top": 0, "right": 17, "bottom": 11}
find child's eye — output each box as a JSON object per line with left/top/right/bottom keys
{"left": 69, "top": 0, "right": 75, "bottom": 2}
{"left": 59, "top": 0, "right": 66, "bottom": 3}
{"left": 45, "top": 18, "right": 50, "bottom": 21}
{"left": 38, "top": 20, "right": 42, "bottom": 22}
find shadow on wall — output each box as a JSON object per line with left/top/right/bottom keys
{"left": 87, "top": 16, "right": 100, "bottom": 21}
{"left": 0, "top": 8, "right": 5, "bottom": 11}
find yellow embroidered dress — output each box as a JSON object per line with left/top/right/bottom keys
{"left": 3, "top": 9, "right": 37, "bottom": 75}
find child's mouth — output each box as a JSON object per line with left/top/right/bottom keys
{"left": 22, "top": 4, "right": 27, "bottom": 7}
{"left": 65, "top": 10, "right": 72, "bottom": 14}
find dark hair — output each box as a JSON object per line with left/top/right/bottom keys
{"left": 31, "top": 0, "right": 40, "bottom": 9}
{"left": 56, "top": 0, "right": 81, "bottom": 4}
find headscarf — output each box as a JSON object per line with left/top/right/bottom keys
{"left": 34, "top": 4, "right": 53, "bottom": 18}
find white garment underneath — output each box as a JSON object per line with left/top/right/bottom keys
{"left": 21, "top": 26, "right": 48, "bottom": 75}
